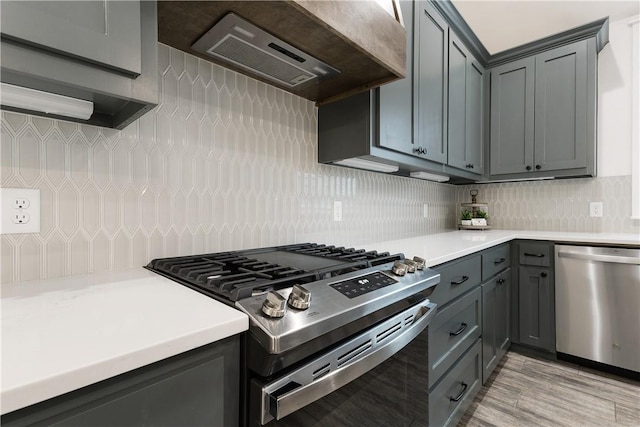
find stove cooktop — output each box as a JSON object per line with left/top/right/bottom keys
{"left": 145, "top": 243, "right": 403, "bottom": 302}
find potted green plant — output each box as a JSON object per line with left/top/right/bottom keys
{"left": 472, "top": 210, "right": 489, "bottom": 226}
{"left": 460, "top": 209, "right": 472, "bottom": 226}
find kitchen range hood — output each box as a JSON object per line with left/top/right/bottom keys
{"left": 192, "top": 13, "right": 340, "bottom": 89}
{"left": 157, "top": 1, "right": 406, "bottom": 104}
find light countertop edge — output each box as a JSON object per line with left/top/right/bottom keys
{"left": 1, "top": 268, "right": 248, "bottom": 415}
{"left": 361, "top": 230, "right": 640, "bottom": 267}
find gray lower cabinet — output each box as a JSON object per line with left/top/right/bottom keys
{"left": 429, "top": 252, "right": 483, "bottom": 426}
{"left": 447, "top": 31, "right": 485, "bottom": 175}
{"left": 481, "top": 268, "right": 511, "bottom": 384}
{"left": 1, "top": 337, "right": 240, "bottom": 427}
{"left": 429, "top": 340, "right": 482, "bottom": 427}
{"left": 489, "top": 38, "right": 596, "bottom": 179}
{"left": 0, "top": 0, "right": 157, "bottom": 129}
{"left": 513, "top": 241, "right": 556, "bottom": 353}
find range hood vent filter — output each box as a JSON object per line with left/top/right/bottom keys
{"left": 192, "top": 13, "right": 339, "bottom": 88}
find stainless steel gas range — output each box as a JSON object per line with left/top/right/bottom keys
{"left": 146, "top": 243, "right": 440, "bottom": 426}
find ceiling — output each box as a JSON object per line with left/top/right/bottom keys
{"left": 451, "top": 1, "right": 640, "bottom": 54}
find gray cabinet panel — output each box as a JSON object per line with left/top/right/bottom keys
{"left": 447, "top": 33, "right": 468, "bottom": 170}
{"left": 481, "top": 267, "right": 511, "bottom": 384}
{"left": 2, "top": 338, "right": 240, "bottom": 427}
{"left": 518, "top": 265, "right": 555, "bottom": 352}
{"left": 534, "top": 40, "right": 588, "bottom": 172}
{"left": 466, "top": 59, "right": 485, "bottom": 174}
{"left": 377, "top": 0, "right": 415, "bottom": 155}
{"left": 429, "top": 340, "right": 482, "bottom": 427}
{"left": 490, "top": 57, "right": 535, "bottom": 175}
{"left": 429, "top": 287, "right": 482, "bottom": 387}
{"left": 1, "top": 1, "right": 141, "bottom": 76}
{"left": 415, "top": 0, "right": 448, "bottom": 163}
{"left": 430, "top": 254, "right": 482, "bottom": 308}
{"left": 448, "top": 32, "right": 484, "bottom": 175}
{"left": 481, "top": 243, "right": 510, "bottom": 281}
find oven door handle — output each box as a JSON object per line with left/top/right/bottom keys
{"left": 261, "top": 302, "right": 437, "bottom": 424}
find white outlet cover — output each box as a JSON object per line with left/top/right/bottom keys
{"left": 0, "top": 188, "right": 41, "bottom": 234}
{"left": 589, "top": 201, "right": 603, "bottom": 218}
{"left": 333, "top": 201, "right": 342, "bottom": 222}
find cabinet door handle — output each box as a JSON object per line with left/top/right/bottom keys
{"left": 450, "top": 276, "right": 469, "bottom": 286}
{"left": 524, "top": 252, "right": 545, "bottom": 258}
{"left": 494, "top": 257, "right": 506, "bottom": 264}
{"left": 526, "top": 165, "right": 532, "bottom": 171}
{"left": 497, "top": 278, "right": 506, "bottom": 285}
{"left": 449, "top": 323, "right": 468, "bottom": 336}
{"left": 449, "top": 382, "right": 469, "bottom": 402}
{"left": 540, "top": 272, "right": 548, "bottom": 278}
{"left": 535, "top": 164, "right": 542, "bottom": 170}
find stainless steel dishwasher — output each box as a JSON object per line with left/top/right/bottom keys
{"left": 555, "top": 245, "right": 640, "bottom": 373}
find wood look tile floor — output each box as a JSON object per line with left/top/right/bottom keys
{"left": 459, "top": 352, "right": 640, "bottom": 427}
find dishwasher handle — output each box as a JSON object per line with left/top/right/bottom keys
{"left": 557, "top": 250, "right": 640, "bottom": 265}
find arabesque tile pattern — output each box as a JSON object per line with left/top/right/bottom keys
{"left": 0, "top": 44, "right": 457, "bottom": 283}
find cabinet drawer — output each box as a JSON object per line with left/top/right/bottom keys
{"left": 431, "top": 255, "right": 482, "bottom": 307}
{"left": 482, "top": 244, "right": 510, "bottom": 281}
{"left": 429, "top": 339, "right": 482, "bottom": 427}
{"left": 519, "top": 242, "right": 551, "bottom": 266}
{"left": 429, "top": 287, "right": 481, "bottom": 387}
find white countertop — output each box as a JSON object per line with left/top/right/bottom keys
{"left": 362, "top": 230, "right": 640, "bottom": 267}
{"left": 0, "top": 269, "right": 248, "bottom": 415}
{"left": 2, "top": 230, "right": 638, "bottom": 415}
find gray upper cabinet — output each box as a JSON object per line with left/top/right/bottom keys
{"left": 377, "top": 0, "right": 415, "bottom": 156}
{"left": 490, "top": 57, "right": 536, "bottom": 175}
{"left": 414, "top": 0, "right": 449, "bottom": 163}
{"left": 534, "top": 41, "right": 589, "bottom": 172}
{"left": 0, "top": 0, "right": 157, "bottom": 130}
{"left": 489, "top": 38, "right": 597, "bottom": 179}
{"left": 448, "top": 31, "right": 485, "bottom": 175}
{"left": 1, "top": 1, "right": 141, "bottom": 76}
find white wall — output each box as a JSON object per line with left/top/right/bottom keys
{"left": 597, "top": 14, "right": 637, "bottom": 176}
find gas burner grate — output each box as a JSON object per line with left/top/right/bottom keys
{"left": 146, "top": 243, "right": 404, "bottom": 302}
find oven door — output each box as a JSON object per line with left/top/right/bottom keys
{"left": 249, "top": 301, "right": 436, "bottom": 426}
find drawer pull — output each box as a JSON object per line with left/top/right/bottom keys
{"left": 449, "top": 323, "right": 468, "bottom": 337}
{"left": 450, "top": 276, "right": 469, "bottom": 286}
{"left": 494, "top": 257, "right": 506, "bottom": 264}
{"left": 524, "top": 252, "right": 545, "bottom": 258}
{"left": 449, "top": 382, "right": 468, "bottom": 402}
{"left": 496, "top": 278, "right": 506, "bottom": 285}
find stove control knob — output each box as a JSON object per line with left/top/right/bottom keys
{"left": 262, "top": 291, "right": 287, "bottom": 318}
{"left": 392, "top": 260, "right": 408, "bottom": 276}
{"left": 402, "top": 259, "right": 417, "bottom": 273}
{"left": 287, "top": 284, "right": 311, "bottom": 310}
{"left": 412, "top": 256, "right": 426, "bottom": 270}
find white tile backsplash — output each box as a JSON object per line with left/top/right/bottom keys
{"left": 456, "top": 176, "right": 639, "bottom": 234}
{"left": 3, "top": 44, "right": 636, "bottom": 284}
{"left": 1, "top": 43, "right": 457, "bottom": 283}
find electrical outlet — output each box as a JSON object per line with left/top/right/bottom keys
{"left": 1, "top": 188, "right": 41, "bottom": 234}
{"left": 11, "top": 212, "right": 30, "bottom": 224}
{"left": 589, "top": 201, "right": 603, "bottom": 218}
{"left": 333, "top": 201, "right": 342, "bottom": 222}
{"left": 423, "top": 204, "right": 429, "bottom": 218}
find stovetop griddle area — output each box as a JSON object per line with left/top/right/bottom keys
{"left": 145, "top": 243, "right": 403, "bottom": 302}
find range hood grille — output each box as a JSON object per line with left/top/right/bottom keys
{"left": 209, "top": 35, "right": 315, "bottom": 87}
{"left": 192, "top": 13, "right": 339, "bottom": 88}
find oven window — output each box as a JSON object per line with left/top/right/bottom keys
{"left": 256, "top": 328, "right": 429, "bottom": 427}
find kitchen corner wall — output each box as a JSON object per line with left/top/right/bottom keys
{"left": 455, "top": 176, "right": 639, "bottom": 234}
{"left": 0, "top": 44, "right": 457, "bottom": 284}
